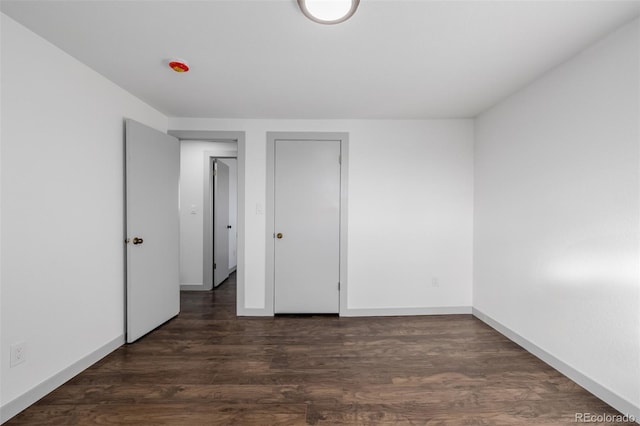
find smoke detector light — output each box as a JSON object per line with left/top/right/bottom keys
{"left": 298, "top": 0, "right": 360, "bottom": 25}
{"left": 169, "top": 60, "right": 189, "bottom": 73}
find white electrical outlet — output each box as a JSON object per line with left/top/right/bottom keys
{"left": 10, "top": 341, "right": 26, "bottom": 367}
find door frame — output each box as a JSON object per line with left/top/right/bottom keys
{"left": 266, "top": 132, "right": 349, "bottom": 315}
{"left": 168, "top": 130, "right": 245, "bottom": 302}
{"left": 209, "top": 158, "right": 238, "bottom": 290}
{"left": 206, "top": 155, "right": 236, "bottom": 290}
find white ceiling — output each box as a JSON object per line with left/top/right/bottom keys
{"left": 2, "top": 0, "right": 639, "bottom": 119}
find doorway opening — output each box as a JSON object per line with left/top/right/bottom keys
{"left": 208, "top": 156, "right": 238, "bottom": 289}
{"left": 168, "top": 131, "right": 245, "bottom": 312}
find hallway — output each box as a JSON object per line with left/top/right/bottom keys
{"left": 7, "top": 273, "right": 620, "bottom": 424}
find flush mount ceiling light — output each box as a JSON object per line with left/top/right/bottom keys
{"left": 298, "top": 0, "right": 360, "bottom": 25}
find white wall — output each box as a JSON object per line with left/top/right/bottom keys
{"left": 169, "top": 118, "right": 474, "bottom": 314}
{"left": 179, "top": 141, "right": 237, "bottom": 288}
{"left": 1, "top": 13, "right": 167, "bottom": 418}
{"left": 474, "top": 19, "right": 639, "bottom": 416}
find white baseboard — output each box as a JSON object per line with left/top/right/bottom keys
{"left": 236, "top": 306, "right": 473, "bottom": 317}
{"left": 472, "top": 308, "right": 640, "bottom": 423}
{"left": 236, "top": 306, "right": 274, "bottom": 316}
{"left": 1, "top": 334, "right": 124, "bottom": 424}
{"left": 180, "top": 283, "right": 210, "bottom": 291}
{"left": 340, "top": 306, "right": 472, "bottom": 317}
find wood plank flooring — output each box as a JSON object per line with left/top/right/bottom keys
{"left": 6, "top": 273, "right": 624, "bottom": 425}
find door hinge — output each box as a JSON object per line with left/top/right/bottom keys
{"left": 338, "top": 282, "right": 341, "bottom": 290}
{"left": 214, "top": 262, "right": 217, "bottom": 270}
{"left": 212, "top": 169, "right": 217, "bottom": 176}
{"left": 338, "top": 155, "right": 341, "bottom": 164}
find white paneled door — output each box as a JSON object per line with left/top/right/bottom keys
{"left": 274, "top": 140, "right": 341, "bottom": 313}
{"left": 213, "top": 160, "right": 230, "bottom": 287}
{"left": 125, "top": 119, "right": 180, "bottom": 343}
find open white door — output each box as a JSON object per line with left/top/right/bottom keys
{"left": 125, "top": 119, "right": 180, "bottom": 343}
{"left": 213, "top": 160, "right": 230, "bottom": 286}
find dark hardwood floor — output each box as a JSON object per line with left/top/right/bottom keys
{"left": 7, "top": 273, "right": 624, "bottom": 425}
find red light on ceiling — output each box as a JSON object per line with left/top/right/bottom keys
{"left": 169, "top": 60, "right": 189, "bottom": 73}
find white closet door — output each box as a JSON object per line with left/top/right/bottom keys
{"left": 274, "top": 139, "right": 341, "bottom": 313}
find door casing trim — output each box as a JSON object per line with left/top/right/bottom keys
{"left": 205, "top": 155, "right": 236, "bottom": 290}
{"left": 168, "top": 130, "right": 248, "bottom": 314}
